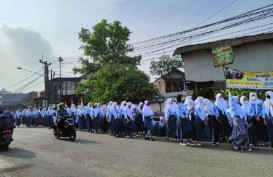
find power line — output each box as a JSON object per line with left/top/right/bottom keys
{"left": 6, "top": 70, "right": 44, "bottom": 89}
{"left": 130, "top": 13, "right": 273, "bottom": 56}
{"left": 129, "top": 4, "right": 273, "bottom": 54}
{"left": 130, "top": 3, "right": 273, "bottom": 47}
{"left": 194, "top": 0, "right": 239, "bottom": 27}
{"left": 139, "top": 24, "right": 273, "bottom": 63}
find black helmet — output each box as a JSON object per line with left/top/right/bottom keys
{"left": 58, "top": 102, "right": 65, "bottom": 109}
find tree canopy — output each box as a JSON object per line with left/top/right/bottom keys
{"left": 150, "top": 55, "right": 183, "bottom": 76}
{"left": 74, "top": 19, "right": 158, "bottom": 103}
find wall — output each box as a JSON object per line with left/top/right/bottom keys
{"left": 182, "top": 40, "right": 273, "bottom": 82}
{"left": 153, "top": 78, "right": 166, "bottom": 93}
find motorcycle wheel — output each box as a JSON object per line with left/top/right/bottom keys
{"left": 69, "top": 128, "right": 76, "bottom": 141}
{"left": 2, "top": 143, "right": 10, "bottom": 151}
{"left": 53, "top": 130, "right": 60, "bottom": 139}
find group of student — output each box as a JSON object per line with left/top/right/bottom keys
{"left": 14, "top": 107, "right": 55, "bottom": 128}
{"left": 13, "top": 90, "right": 273, "bottom": 152}
{"left": 162, "top": 90, "right": 273, "bottom": 152}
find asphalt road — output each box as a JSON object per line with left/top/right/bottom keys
{"left": 0, "top": 127, "right": 273, "bottom": 177}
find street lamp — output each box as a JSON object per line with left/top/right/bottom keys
{"left": 17, "top": 67, "right": 43, "bottom": 76}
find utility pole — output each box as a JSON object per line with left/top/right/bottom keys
{"left": 39, "top": 59, "right": 51, "bottom": 107}
{"left": 58, "top": 56, "right": 63, "bottom": 103}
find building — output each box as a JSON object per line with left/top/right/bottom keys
{"left": 151, "top": 69, "right": 193, "bottom": 113}
{"left": 153, "top": 68, "right": 185, "bottom": 93}
{"left": 49, "top": 77, "right": 81, "bottom": 107}
{"left": 173, "top": 32, "right": 273, "bottom": 97}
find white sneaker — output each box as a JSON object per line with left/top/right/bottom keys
{"left": 242, "top": 148, "right": 252, "bottom": 152}
{"left": 180, "top": 142, "right": 187, "bottom": 146}
{"left": 186, "top": 141, "right": 195, "bottom": 146}
{"left": 195, "top": 142, "right": 202, "bottom": 146}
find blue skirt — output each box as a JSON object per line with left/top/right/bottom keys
{"left": 15, "top": 117, "right": 21, "bottom": 126}
{"left": 195, "top": 116, "right": 212, "bottom": 142}
{"left": 110, "top": 116, "right": 119, "bottom": 136}
{"left": 167, "top": 115, "right": 177, "bottom": 139}
{"left": 78, "top": 115, "right": 86, "bottom": 130}
{"left": 265, "top": 115, "right": 273, "bottom": 146}
{"left": 228, "top": 117, "right": 249, "bottom": 149}
{"left": 85, "top": 114, "right": 92, "bottom": 131}
{"left": 93, "top": 115, "right": 100, "bottom": 130}
{"left": 177, "top": 118, "right": 192, "bottom": 141}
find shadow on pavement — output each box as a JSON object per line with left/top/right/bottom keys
{"left": 1, "top": 148, "right": 37, "bottom": 159}
{"left": 178, "top": 142, "right": 273, "bottom": 155}
{"left": 120, "top": 135, "right": 273, "bottom": 155}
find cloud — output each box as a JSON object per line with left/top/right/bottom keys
{"left": 0, "top": 24, "right": 56, "bottom": 91}
{"left": 0, "top": 24, "right": 56, "bottom": 66}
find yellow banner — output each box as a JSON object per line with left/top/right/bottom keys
{"left": 224, "top": 67, "right": 273, "bottom": 90}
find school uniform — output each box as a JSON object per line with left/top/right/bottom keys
{"left": 154, "top": 118, "right": 166, "bottom": 136}
{"left": 215, "top": 93, "right": 232, "bottom": 140}
{"left": 32, "top": 109, "right": 39, "bottom": 127}
{"left": 119, "top": 102, "right": 126, "bottom": 134}
{"left": 70, "top": 105, "right": 77, "bottom": 128}
{"left": 241, "top": 96, "right": 258, "bottom": 145}
{"left": 106, "top": 102, "right": 113, "bottom": 132}
{"left": 110, "top": 102, "right": 119, "bottom": 136}
{"left": 136, "top": 103, "right": 144, "bottom": 134}
{"left": 228, "top": 95, "right": 250, "bottom": 150}
{"left": 124, "top": 103, "right": 134, "bottom": 137}
{"left": 131, "top": 106, "right": 138, "bottom": 134}
{"left": 92, "top": 106, "right": 101, "bottom": 132}
{"left": 165, "top": 99, "right": 178, "bottom": 139}
{"left": 41, "top": 108, "right": 46, "bottom": 126}
{"left": 25, "top": 109, "right": 32, "bottom": 127}
{"left": 46, "top": 108, "right": 54, "bottom": 127}
{"left": 204, "top": 99, "right": 220, "bottom": 144}
{"left": 248, "top": 93, "right": 267, "bottom": 146}
{"left": 194, "top": 97, "right": 212, "bottom": 143}
{"left": 77, "top": 106, "right": 86, "bottom": 131}
{"left": 100, "top": 106, "right": 107, "bottom": 132}
{"left": 84, "top": 105, "right": 93, "bottom": 132}
{"left": 142, "top": 101, "right": 154, "bottom": 139}
{"left": 176, "top": 102, "right": 192, "bottom": 142}
{"left": 15, "top": 110, "right": 21, "bottom": 127}
{"left": 185, "top": 96, "right": 196, "bottom": 140}
{"left": 261, "top": 91, "right": 273, "bottom": 147}
{"left": 22, "top": 110, "right": 26, "bottom": 125}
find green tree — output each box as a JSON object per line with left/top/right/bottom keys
{"left": 150, "top": 55, "right": 184, "bottom": 92}
{"left": 150, "top": 55, "right": 183, "bottom": 76}
{"left": 76, "top": 64, "right": 157, "bottom": 103}
{"left": 78, "top": 19, "right": 140, "bottom": 66}
{"left": 74, "top": 19, "right": 158, "bottom": 103}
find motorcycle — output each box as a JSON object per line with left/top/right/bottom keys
{"left": 0, "top": 129, "right": 13, "bottom": 151}
{"left": 53, "top": 117, "right": 76, "bottom": 141}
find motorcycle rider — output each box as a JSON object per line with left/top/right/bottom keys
{"left": 56, "top": 103, "right": 69, "bottom": 133}
{"left": 0, "top": 107, "right": 15, "bottom": 132}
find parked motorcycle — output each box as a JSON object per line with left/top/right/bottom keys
{"left": 53, "top": 117, "right": 76, "bottom": 141}
{"left": 0, "top": 129, "right": 13, "bottom": 151}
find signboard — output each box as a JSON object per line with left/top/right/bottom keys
{"left": 212, "top": 45, "right": 235, "bottom": 67}
{"left": 224, "top": 67, "right": 273, "bottom": 90}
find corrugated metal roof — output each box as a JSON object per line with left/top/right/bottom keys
{"left": 173, "top": 32, "right": 273, "bottom": 56}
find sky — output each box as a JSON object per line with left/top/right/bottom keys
{"left": 0, "top": 0, "right": 272, "bottom": 93}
